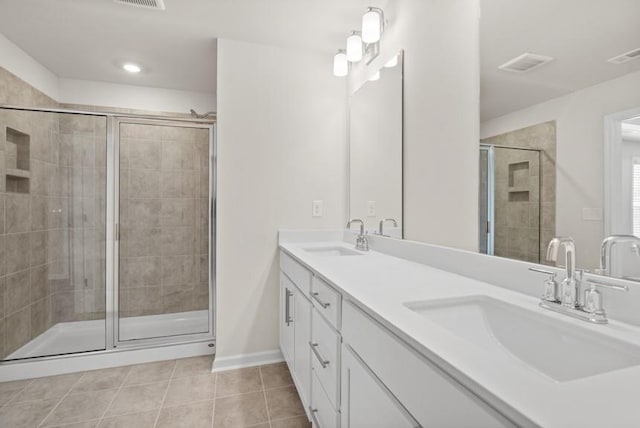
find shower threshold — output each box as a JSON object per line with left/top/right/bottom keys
{"left": 7, "top": 310, "right": 209, "bottom": 360}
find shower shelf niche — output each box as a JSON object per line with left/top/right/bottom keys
{"left": 5, "top": 126, "right": 30, "bottom": 194}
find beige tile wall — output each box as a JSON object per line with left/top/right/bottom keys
{"left": 0, "top": 68, "right": 107, "bottom": 359}
{"left": 481, "top": 121, "right": 557, "bottom": 264}
{"left": 118, "top": 123, "right": 209, "bottom": 318}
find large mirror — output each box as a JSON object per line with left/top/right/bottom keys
{"left": 479, "top": 0, "right": 640, "bottom": 279}
{"left": 349, "top": 51, "right": 403, "bottom": 238}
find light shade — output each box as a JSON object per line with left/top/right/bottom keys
{"left": 333, "top": 50, "right": 349, "bottom": 77}
{"left": 123, "top": 63, "right": 141, "bottom": 73}
{"left": 384, "top": 55, "right": 398, "bottom": 68}
{"left": 346, "top": 32, "right": 363, "bottom": 62}
{"left": 368, "top": 70, "right": 380, "bottom": 81}
{"left": 362, "top": 8, "right": 383, "bottom": 44}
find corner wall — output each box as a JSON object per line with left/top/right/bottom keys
{"left": 215, "top": 39, "right": 347, "bottom": 359}
{"left": 349, "top": 0, "right": 482, "bottom": 251}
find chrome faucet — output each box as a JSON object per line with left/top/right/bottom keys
{"left": 529, "top": 236, "right": 629, "bottom": 324}
{"left": 546, "top": 237, "right": 579, "bottom": 307}
{"left": 378, "top": 218, "right": 398, "bottom": 237}
{"left": 347, "top": 219, "right": 369, "bottom": 251}
{"left": 600, "top": 235, "right": 640, "bottom": 276}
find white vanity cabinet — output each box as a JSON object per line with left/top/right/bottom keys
{"left": 280, "top": 253, "right": 313, "bottom": 409}
{"left": 279, "top": 250, "right": 516, "bottom": 428}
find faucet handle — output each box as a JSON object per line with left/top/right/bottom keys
{"left": 528, "top": 267, "right": 560, "bottom": 302}
{"left": 585, "top": 277, "right": 629, "bottom": 292}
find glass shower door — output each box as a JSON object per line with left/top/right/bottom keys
{"left": 0, "top": 107, "right": 107, "bottom": 361}
{"left": 116, "top": 119, "right": 213, "bottom": 342}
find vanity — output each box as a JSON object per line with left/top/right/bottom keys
{"left": 278, "top": 230, "right": 640, "bottom": 428}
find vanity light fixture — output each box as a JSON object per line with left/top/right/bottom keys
{"left": 122, "top": 63, "right": 142, "bottom": 73}
{"left": 368, "top": 70, "right": 380, "bottom": 81}
{"left": 346, "top": 31, "right": 364, "bottom": 62}
{"left": 333, "top": 50, "right": 349, "bottom": 77}
{"left": 362, "top": 7, "right": 385, "bottom": 44}
{"left": 384, "top": 54, "right": 398, "bottom": 68}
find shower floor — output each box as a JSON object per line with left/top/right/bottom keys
{"left": 7, "top": 310, "right": 209, "bottom": 360}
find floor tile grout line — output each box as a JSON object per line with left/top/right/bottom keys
{"left": 94, "top": 364, "right": 134, "bottom": 426}
{"left": 37, "top": 373, "right": 86, "bottom": 428}
{"left": 0, "top": 378, "right": 34, "bottom": 409}
{"left": 258, "top": 366, "right": 273, "bottom": 428}
{"left": 152, "top": 359, "right": 177, "bottom": 428}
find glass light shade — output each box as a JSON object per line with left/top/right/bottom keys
{"left": 362, "top": 9, "right": 382, "bottom": 43}
{"left": 368, "top": 70, "right": 380, "bottom": 81}
{"left": 333, "top": 51, "right": 349, "bottom": 77}
{"left": 384, "top": 55, "right": 398, "bottom": 68}
{"left": 346, "top": 32, "right": 363, "bottom": 62}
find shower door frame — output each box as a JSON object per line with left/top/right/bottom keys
{"left": 0, "top": 104, "right": 216, "bottom": 365}
{"left": 111, "top": 117, "right": 216, "bottom": 349}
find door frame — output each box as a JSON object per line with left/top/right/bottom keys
{"left": 111, "top": 117, "right": 216, "bottom": 349}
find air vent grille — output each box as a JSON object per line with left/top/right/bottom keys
{"left": 608, "top": 48, "right": 640, "bottom": 65}
{"left": 113, "top": 0, "right": 166, "bottom": 10}
{"left": 498, "top": 53, "right": 554, "bottom": 73}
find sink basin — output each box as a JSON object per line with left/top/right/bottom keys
{"left": 303, "top": 246, "right": 363, "bottom": 257}
{"left": 404, "top": 296, "right": 640, "bottom": 382}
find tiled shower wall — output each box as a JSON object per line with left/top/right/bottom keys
{"left": 118, "top": 123, "right": 210, "bottom": 318}
{"left": 481, "top": 121, "right": 557, "bottom": 264}
{"left": 0, "top": 67, "right": 106, "bottom": 358}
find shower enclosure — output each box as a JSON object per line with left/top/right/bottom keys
{"left": 479, "top": 144, "right": 541, "bottom": 263}
{"left": 0, "top": 106, "right": 215, "bottom": 363}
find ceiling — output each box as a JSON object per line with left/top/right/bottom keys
{"left": 481, "top": 0, "right": 640, "bottom": 122}
{"left": 0, "top": 0, "right": 382, "bottom": 93}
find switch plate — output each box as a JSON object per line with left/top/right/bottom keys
{"left": 312, "top": 200, "right": 323, "bottom": 217}
{"left": 367, "top": 201, "right": 376, "bottom": 217}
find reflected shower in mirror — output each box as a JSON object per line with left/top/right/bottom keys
{"left": 478, "top": 0, "right": 640, "bottom": 279}
{"left": 349, "top": 51, "right": 403, "bottom": 238}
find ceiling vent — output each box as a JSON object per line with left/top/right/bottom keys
{"left": 498, "top": 53, "right": 554, "bottom": 73}
{"left": 608, "top": 48, "right": 640, "bottom": 65}
{"left": 113, "top": 0, "right": 166, "bottom": 10}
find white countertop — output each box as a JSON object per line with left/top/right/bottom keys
{"left": 280, "top": 238, "right": 640, "bottom": 428}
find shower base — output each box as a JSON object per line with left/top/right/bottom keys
{"left": 7, "top": 310, "right": 209, "bottom": 360}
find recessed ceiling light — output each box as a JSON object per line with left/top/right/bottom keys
{"left": 123, "top": 63, "right": 141, "bottom": 73}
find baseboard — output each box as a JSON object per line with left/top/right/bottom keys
{"left": 212, "top": 349, "right": 284, "bottom": 372}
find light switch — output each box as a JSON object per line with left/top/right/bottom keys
{"left": 312, "top": 200, "right": 323, "bottom": 217}
{"left": 367, "top": 201, "right": 376, "bottom": 217}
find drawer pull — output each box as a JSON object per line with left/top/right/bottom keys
{"left": 309, "top": 342, "right": 330, "bottom": 368}
{"left": 309, "top": 407, "right": 321, "bottom": 427}
{"left": 311, "top": 292, "right": 331, "bottom": 309}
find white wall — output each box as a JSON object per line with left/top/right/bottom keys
{"left": 0, "top": 33, "right": 60, "bottom": 100}
{"left": 481, "top": 70, "right": 640, "bottom": 268}
{"left": 0, "top": 32, "right": 216, "bottom": 113}
{"left": 58, "top": 78, "right": 216, "bottom": 114}
{"left": 215, "top": 39, "right": 347, "bottom": 359}
{"left": 349, "top": 0, "right": 481, "bottom": 251}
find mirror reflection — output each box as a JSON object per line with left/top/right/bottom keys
{"left": 349, "top": 51, "right": 403, "bottom": 238}
{"left": 479, "top": 0, "right": 640, "bottom": 280}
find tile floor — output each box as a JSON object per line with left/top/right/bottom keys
{"left": 0, "top": 356, "right": 311, "bottom": 428}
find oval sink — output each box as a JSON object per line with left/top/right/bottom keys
{"left": 303, "top": 246, "right": 363, "bottom": 257}
{"left": 404, "top": 296, "right": 640, "bottom": 382}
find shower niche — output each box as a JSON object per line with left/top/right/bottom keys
{"left": 5, "top": 126, "right": 30, "bottom": 193}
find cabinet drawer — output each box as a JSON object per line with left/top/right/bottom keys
{"left": 311, "top": 276, "right": 341, "bottom": 329}
{"left": 311, "top": 307, "right": 340, "bottom": 410}
{"left": 342, "top": 301, "right": 515, "bottom": 428}
{"left": 281, "top": 251, "right": 312, "bottom": 295}
{"left": 311, "top": 369, "right": 340, "bottom": 428}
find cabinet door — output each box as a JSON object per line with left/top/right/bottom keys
{"left": 341, "top": 344, "right": 417, "bottom": 428}
{"left": 294, "top": 291, "right": 312, "bottom": 406}
{"left": 280, "top": 274, "right": 295, "bottom": 367}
